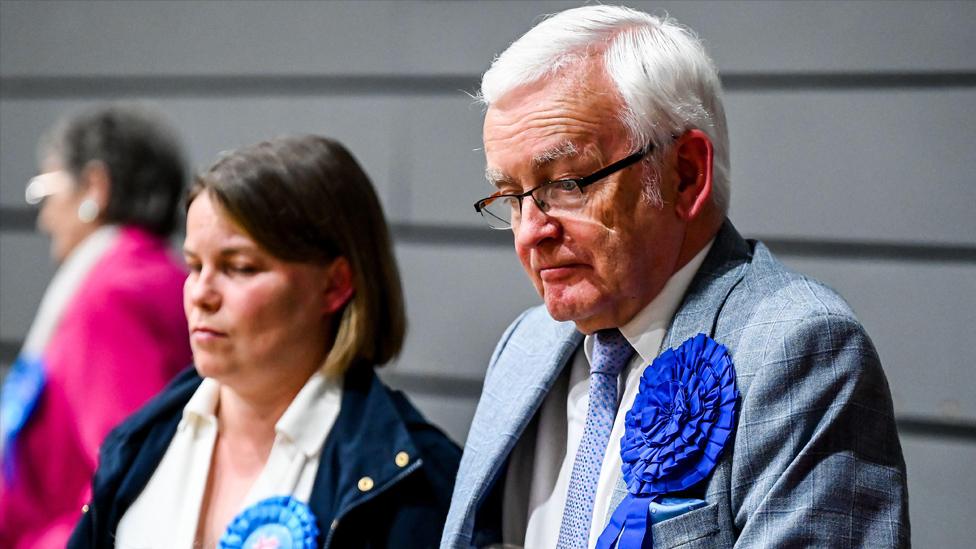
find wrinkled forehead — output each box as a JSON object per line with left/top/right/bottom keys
{"left": 482, "top": 73, "right": 627, "bottom": 186}
{"left": 485, "top": 60, "right": 623, "bottom": 137}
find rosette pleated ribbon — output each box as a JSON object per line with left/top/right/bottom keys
{"left": 596, "top": 334, "right": 738, "bottom": 549}
{"left": 219, "top": 495, "right": 319, "bottom": 549}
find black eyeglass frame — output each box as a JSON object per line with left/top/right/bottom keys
{"left": 473, "top": 145, "right": 652, "bottom": 227}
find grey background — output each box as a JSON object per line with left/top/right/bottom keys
{"left": 1, "top": 0, "right": 974, "bottom": 546}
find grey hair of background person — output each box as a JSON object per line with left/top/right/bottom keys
{"left": 37, "top": 103, "right": 188, "bottom": 237}
{"left": 479, "top": 4, "right": 730, "bottom": 214}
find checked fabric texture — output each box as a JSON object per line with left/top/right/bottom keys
{"left": 557, "top": 329, "right": 635, "bottom": 548}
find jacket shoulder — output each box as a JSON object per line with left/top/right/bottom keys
{"left": 70, "top": 367, "right": 200, "bottom": 549}
{"left": 387, "top": 388, "right": 462, "bottom": 495}
{"left": 737, "top": 242, "right": 859, "bottom": 321}
{"left": 99, "top": 367, "right": 200, "bottom": 450}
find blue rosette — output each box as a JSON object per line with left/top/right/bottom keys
{"left": 219, "top": 495, "right": 320, "bottom": 549}
{"left": 597, "top": 334, "right": 738, "bottom": 549}
{"left": 1, "top": 353, "right": 46, "bottom": 478}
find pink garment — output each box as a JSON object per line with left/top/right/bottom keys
{"left": 0, "top": 227, "right": 192, "bottom": 549}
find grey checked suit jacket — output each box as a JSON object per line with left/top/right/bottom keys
{"left": 441, "top": 221, "right": 910, "bottom": 548}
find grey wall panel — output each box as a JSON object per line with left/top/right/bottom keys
{"left": 392, "top": 240, "right": 540, "bottom": 381}
{"left": 2, "top": 1, "right": 973, "bottom": 77}
{"left": 377, "top": 387, "right": 477, "bottom": 446}
{"left": 670, "top": 0, "right": 976, "bottom": 74}
{"left": 0, "top": 233, "right": 57, "bottom": 342}
{"left": 0, "top": 97, "right": 412, "bottom": 218}
{"left": 901, "top": 435, "right": 976, "bottom": 548}
{"left": 727, "top": 88, "right": 976, "bottom": 246}
{"left": 396, "top": 95, "right": 486, "bottom": 224}
{"left": 0, "top": 1, "right": 400, "bottom": 78}
{"left": 400, "top": 0, "right": 976, "bottom": 75}
{"left": 401, "top": 88, "right": 976, "bottom": 246}
{"left": 8, "top": 92, "right": 973, "bottom": 245}
{"left": 783, "top": 255, "right": 976, "bottom": 421}
{"left": 0, "top": 94, "right": 489, "bottom": 223}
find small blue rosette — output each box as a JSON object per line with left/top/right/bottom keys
{"left": 1, "top": 353, "right": 46, "bottom": 478}
{"left": 597, "top": 334, "right": 738, "bottom": 549}
{"left": 219, "top": 495, "right": 320, "bottom": 549}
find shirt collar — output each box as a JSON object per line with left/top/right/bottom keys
{"left": 181, "top": 377, "right": 220, "bottom": 427}
{"left": 178, "top": 369, "right": 343, "bottom": 457}
{"left": 584, "top": 239, "right": 715, "bottom": 364}
{"left": 275, "top": 369, "right": 343, "bottom": 457}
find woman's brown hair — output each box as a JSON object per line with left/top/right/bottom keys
{"left": 188, "top": 135, "right": 405, "bottom": 376}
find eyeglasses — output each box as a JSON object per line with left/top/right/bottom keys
{"left": 473, "top": 147, "right": 650, "bottom": 230}
{"left": 25, "top": 171, "right": 71, "bottom": 205}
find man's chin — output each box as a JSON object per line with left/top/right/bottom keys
{"left": 544, "top": 298, "right": 618, "bottom": 334}
{"left": 544, "top": 299, "right": 589, "bottom": 326}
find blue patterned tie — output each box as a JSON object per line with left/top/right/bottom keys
{"left": 558, "top": 329, "right": 635, "bottom": 548}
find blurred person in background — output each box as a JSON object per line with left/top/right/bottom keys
{"left": 69, "top": 135, "right": 461, "bottom": 549}
{"left": 0, "top": 104, "right": 193, "bottom": 549}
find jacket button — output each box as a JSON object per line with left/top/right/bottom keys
{"left": 357, "top": 476, "right": 374, "bottom": 492}
{"left": 395, "top": 451, "right": 410, "bottom": 468}
{"left": 82, "top": 504, "right": 89, "bottom": 513}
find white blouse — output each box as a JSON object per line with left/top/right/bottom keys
{"left": 115, "top": 369, "right": 342, "bottom": 549}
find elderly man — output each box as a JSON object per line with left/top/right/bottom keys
{"left": 442, "top": 5, "right": 909, "bottom": 549}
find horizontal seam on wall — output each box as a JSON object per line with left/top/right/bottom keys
{"left": 1, "top": 71, "right": 974, "bottom": 99}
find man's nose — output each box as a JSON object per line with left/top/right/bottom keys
{"left": 514, "top": 197, "right": 560, "bottom": 249}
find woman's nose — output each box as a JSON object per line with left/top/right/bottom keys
{"left": 187, "top": 269, "right": 220, "bottom": 311}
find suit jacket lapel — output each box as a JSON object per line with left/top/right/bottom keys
{"left": 604, "top": 221, "right": 752, "bottom": 531}
{"left": 462, "top": 311, "right": 582, "bottom": 520}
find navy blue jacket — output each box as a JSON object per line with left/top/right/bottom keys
{"left": 69, "top": 366, "right": 461, "bottom": 548}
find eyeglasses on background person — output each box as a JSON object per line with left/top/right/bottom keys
{"left": 24, "top": 171, "right": 72, "bottom": 205}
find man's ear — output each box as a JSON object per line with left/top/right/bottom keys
{"left": 80, "top": 160, "right": 112, "bottom": 211}
{"left": 322, "top": 257, "right": 355, "bottom": 315}
{"left": 673, "top": 129, "right": 714, "bottom": 221}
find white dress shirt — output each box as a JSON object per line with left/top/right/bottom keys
{"left": 116, "top": 369, "right": 342, "bottom": 549}
{"left": 503, "top": 241, "right": 713, "bottom": 548}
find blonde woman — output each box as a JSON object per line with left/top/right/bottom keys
{"left": 70, "top": 136, "right": 460, "bottom": 549}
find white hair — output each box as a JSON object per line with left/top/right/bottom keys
{"left": 480, "top": 5, "right": 730, "bottom": 213}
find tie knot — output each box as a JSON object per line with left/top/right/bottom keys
{"left": 590, "top": 329, "right": 633, "bottom": 376}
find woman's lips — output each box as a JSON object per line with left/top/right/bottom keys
{"left": 191, "top": 327, "right": 227, "bottom": 343}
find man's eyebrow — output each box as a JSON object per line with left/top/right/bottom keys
{"left": 484, "top": 141, "right": 582, "bottom": 189}
{"left": 532, "top": 141, "right": 579, "bottom": 168}
{"left": 485, "top": 167, "right": 511, "bottom": 189}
